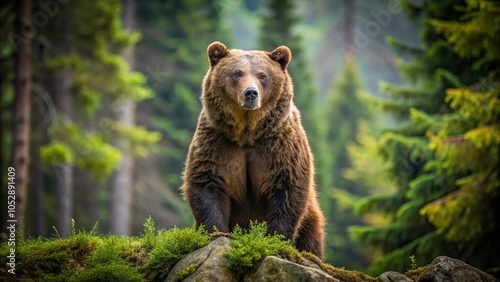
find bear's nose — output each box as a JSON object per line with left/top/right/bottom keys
{"left": 244, "top": 87, "right": 259, "bottom": 101}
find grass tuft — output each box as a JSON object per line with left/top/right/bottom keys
{"left": 143, "top": 226, "right": 210, "bottom": 281}
{"left": 222, "top": 221, "right": 299, "bottom": 278}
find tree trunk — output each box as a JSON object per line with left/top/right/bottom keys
{"left": 31, "top": 135, "right": 45, "bottom": 236}
{"left": 11, "top": 0, "right": 32, "bottom": 237}
{"left": 55, "top": 162, "right": 73, "bottom": 237}
{"left": 110, "top": 0, "right": 137, "bottom": 236}
{"left": 53, "top": 11, "right": 73, "bottom": 238}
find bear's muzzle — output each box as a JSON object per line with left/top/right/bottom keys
{"left": 240, "top": 87, "right": 260, "bottom": 109}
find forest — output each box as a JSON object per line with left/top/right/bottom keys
{"left": 1, "top": 0, "right": 499, "bottom": 277}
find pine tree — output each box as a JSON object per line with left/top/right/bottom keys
{"left": 419, "top": 0, "right": 500, "bottom": 274}
{"left": 322, "top": 58, "right": 374, "bottom": 269}
{"left": 350, "top": 0, "right": 499, "bottom": 275}
{"left": 312, "top": 0, "right": 379, "bottom": 269}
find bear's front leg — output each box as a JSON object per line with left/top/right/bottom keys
{"left": 253, "top": 134, "right": 314, "bottom": 244}
{"left": 182, "top": 121, "right": 240, "bottom": 234}
{"left": 184, "top": 176, "right": 231, "bottom": 234}
{"left": 266, "top": 179, "right": 309, "bottom": 242}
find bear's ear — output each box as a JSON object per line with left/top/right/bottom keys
{"left": 207, "top": 41, "right": 228, "bottom": 67}
{"left": 269, "top": 46, "right": 292, "bottom": 71}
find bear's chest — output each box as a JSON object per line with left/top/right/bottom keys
{"left": 217, "top": 144, "right": 273, "bottom": 204}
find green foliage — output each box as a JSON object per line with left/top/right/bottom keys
{"left": 320, "top": 58, "right": 376, "bottom": 270}
{"left": 144, "top": 226, "right": 210, "bottom": 281}
{"left": 223, "top": 221, "right": 299, "bottom": 278}
{"left": 111, "top": 120, "right": 162, "bottom": 157}
{"left": 352, "top": 0, "right": 500, "bottom": 276}
{"left": 0, "top": 218, "right": 211, "bottom": 281}
{"left": 0, "top": 218, "right": 400, "bottom": 282}
{"left": 86, "top": 236, "right": 136, "bottom": 267}
{"left": 429, "top": 0, "right": 500, "bottom": 60}
{"left": 417, "top": 2, "right": 500, "bottom": 274}
{"left": 40, "top": 141, "right": 74, "bottom": 165}
{"left": 421, "top": 65, "right": 500, "bottom": 242}
{"left": 140, "top": 216, "right": 158, "bottom": 251}
{"left": 40, "top": 121, "right": 122, "bottom": 179}
{"left": 0, "top": 222, "right": 100, "bottom": 280}
{"left": 38, "top": 0, "right": 158, "bottom": 181}
{"left": 69, "top": 264, "right": 144, "bottom": 282}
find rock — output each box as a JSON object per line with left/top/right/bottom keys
{"left": 418, "top": 256, "right": 498, "bottom": 282}
{"left": 165, "top": 237, "right": 237, "bottom": 282}
{"left": 244, "top": 256, "right": 338, "bottom": 282}
{"left": 379, "top": 271, "right": 413, "bottom": 282}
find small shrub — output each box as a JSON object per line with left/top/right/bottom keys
{"left": 144, "top": 226, "right": 210, "bottom": 281}
{"left": 222, "top": 221, "right": 298, "bottom": 278}
{"left": 140, "top": 216, "right": 157, "bottom": 251}
{"left": 409, "top": 255, "right": 418, "bottom": 270}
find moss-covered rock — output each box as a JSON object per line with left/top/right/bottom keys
{"left": 244, "top": 256, "right": 337, "bottom": 282}
{"left": 165, "top": 237, "right": 236, "bottom": 282}
{"left": 1, "top": 220, "right": 496, "bottom": 282}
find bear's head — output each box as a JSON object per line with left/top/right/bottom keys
{"left": 203, "top": 41, "right": 292, "bottom": 112}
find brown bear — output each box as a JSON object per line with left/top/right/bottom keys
{"left": 181, "top": 41, "right": 325, "bottom": 259}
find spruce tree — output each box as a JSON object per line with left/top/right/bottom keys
{"left": 323, "top": 58, "right": 373, "bottom": 269}
{"left": 350, "top": 0, "right": 499, "bottom": 275}
{"left": 419, "top": 0, "right": 500, "bottom": 274}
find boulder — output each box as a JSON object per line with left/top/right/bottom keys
{"left": 165, "top": 237, "right": 237, "bottom": 282}
{"left": 244, "top": 256, "right": 338, "bottom": 282}
{"left": 379, "top": 271, "right": 413, "bottom": 282}
{"left": 417, "top": 256, "right": 498, "bottom": 282}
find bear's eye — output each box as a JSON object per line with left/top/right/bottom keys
{"left": 233, "top": 71, "right": 243, "bottom": 79}
{"left": 259, "top": 73, "right": 267, "bottom": 82}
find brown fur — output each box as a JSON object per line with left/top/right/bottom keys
{"left": 181, "top": 42, "right": 325, "bottom": 259}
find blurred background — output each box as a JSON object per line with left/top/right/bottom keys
{"left": 1, "top": 0, "right": 499, "bottom": 277}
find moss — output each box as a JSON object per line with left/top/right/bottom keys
{"left": 222, "top": 221, "right": 299, "bottom": 279}
{"left": 320, "top": 263, "right": 379, "bottom": 282}
{"left": 404, "top": 265, "right": 429, "bottom": 281}
{"left": 0, "top": 218, "right": 209, "bottom": 282}
{"left": 0, "top": 218, "right": 429, "bottom": 282}
{"left": 1, "top": 226, "right": 99, "bottom": 281}
{"left": 143, "top": 226, "right": 210, "bottom": 281}
{"left": 86, "top": 235, "right": 140, "bottom": 267}
{"left": 278, "top": 249, "right": 379, "bottom": 282}
{"left": 70, "top": 263, "right": 144, "bottom": 282}
{"left": 176, "top": 263, "right": 199, "bottom": 281}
